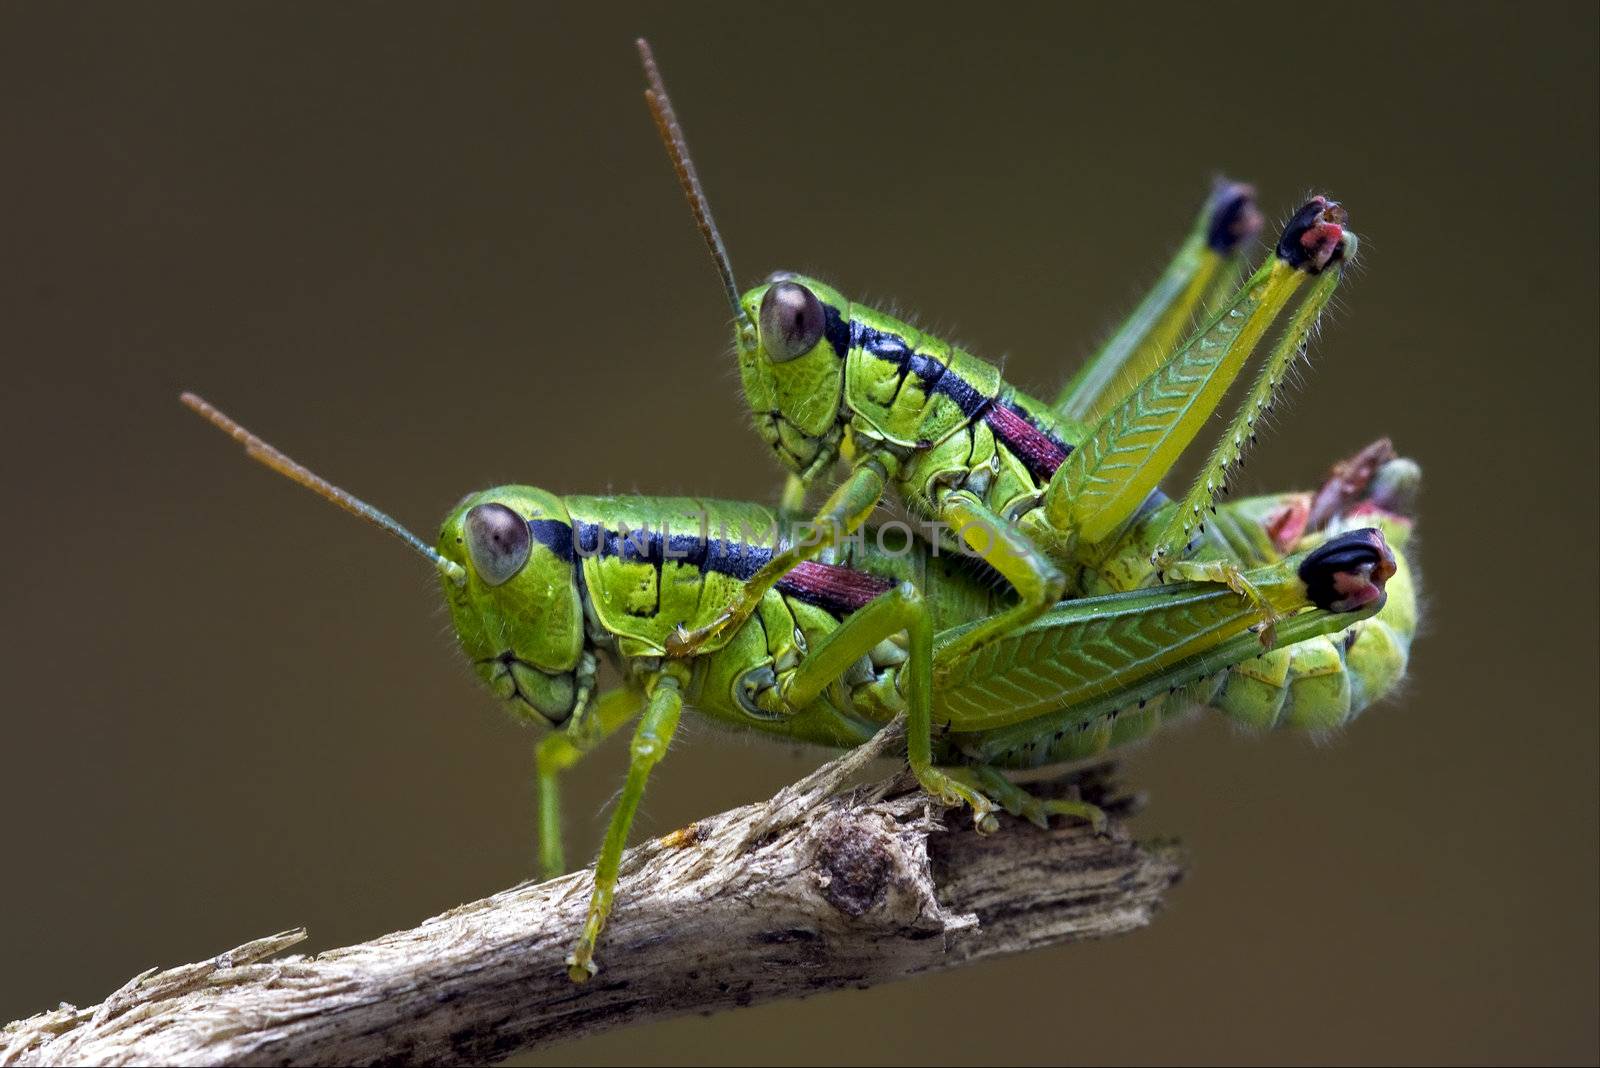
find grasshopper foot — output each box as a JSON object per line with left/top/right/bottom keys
{"left": 566, "top": 908, "right": 608, "bottom": 983}
{"left": 1035, "top": 795, "right": 1111, "bottom": 837}
{"left": 974, "top": 769, "right": 1111, "bottom": 837}
{"left": 917, "top": 767, "right": 1001, "bottom": 833}
{"left": 564, "top": 949, "right": 597, "bottom": 984}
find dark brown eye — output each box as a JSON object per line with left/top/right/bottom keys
{"left": 464, "top": 503, "right": 531, "bottom": 586}
{"left": 759, "top": 281, "right": 825, "bottom": 362}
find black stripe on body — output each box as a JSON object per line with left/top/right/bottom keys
{"left": 571, "top": 521, "right": 773, "bottom": 581}
{"left": 869, "top": 326, "right": 990, "bottom": 417}
{"left": 556, "top": 519, "right": 892, "bottom": 619}
{"left": 529, "top": 518, "right": 575, "bottom": 562}
{"left": 837, "top": 315, "right": 991, "bottom": 419}
{"left": 822, "top": 301, "right": 1083, "bottom": 485}
{"left": 822, "top": 303, "right": 851, "bottom": 359}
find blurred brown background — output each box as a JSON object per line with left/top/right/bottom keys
{"left": 2, "top": 3, "right": 1595, "bottom": 1064}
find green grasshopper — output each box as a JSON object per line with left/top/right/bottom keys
{"left": 635, "top": 41, "right": 1359, "bottom": 667}
{"left": 181, "top": 394, "right": 1404, "bottom": 981}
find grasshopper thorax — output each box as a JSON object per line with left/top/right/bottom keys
{"left": 736, "top": 273, "right": 852, "bottom": 480}
{"left": 438, "top": 486, "right": 589, "bottom": 728}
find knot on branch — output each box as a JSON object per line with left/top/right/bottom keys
{"left": 814, "top": 807, "right": 916, "bottom": 918}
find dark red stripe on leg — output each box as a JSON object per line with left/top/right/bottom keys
{"left": 984, "top": 403, "right": 1071, "bottom": 481}
{"left": 776, "top": 561, "right": 897, "bottom": 615}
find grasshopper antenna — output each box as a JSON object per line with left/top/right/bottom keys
{"left": 180, "top": 392, "right": 467, "bottom": 584}
{"left": 636, "top": 38, "right": 751, "bottom": 329}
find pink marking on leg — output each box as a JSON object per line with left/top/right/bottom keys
{"left": 776, "top": 561, "right": 897, "bottom": 615}
{"left": 983, "top": 404, "right": 1070, "bottom": 481}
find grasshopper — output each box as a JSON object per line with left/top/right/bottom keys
{"left": 634, "top": 41, "right": 1360, "bottom": 668}
{"left": 181, "top": 394, "right": 1403, "bottom": 981}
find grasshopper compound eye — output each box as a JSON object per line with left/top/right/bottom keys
{"left": 759, "top": 281, "right": 825, "bottom": 362}
{"left": 1298, "top": 528, "right": 1397, "bottom": 613}
{"left": 464, "top": 503, "right": 532, "bottom": 587}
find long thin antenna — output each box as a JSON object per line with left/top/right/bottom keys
{"left": 180, "top": 392, "right": 464, "bottom": 582}
{"left": 636, "top": 38, "right": 750, "bottom": 327}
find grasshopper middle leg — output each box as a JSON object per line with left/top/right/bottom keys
{"left": 785, "top": 578, "right": 1001, "bottom": 830}
{"left": 567, "top": 672, "right": 686, "bottom": 982}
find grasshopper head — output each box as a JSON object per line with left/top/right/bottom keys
{"left": 634, "top": 41, "right": 849, "bottom": 482}
{"left": 177, "top": 394, "right": 594, "bottom": 730}
{"left": 438, "top": 487, "right": 589, "bottom": 729}
{"left": 734, "top": 273, "right": 850, "bottom": 480}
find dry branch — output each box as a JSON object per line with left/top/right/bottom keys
{"left": 2, "top": 732, "right": 1183, "bottom": 1067}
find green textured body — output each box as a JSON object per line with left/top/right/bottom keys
{"left": 673, "top": 215, "right": 1356, "bottom": 688}
{"left": 648, "top": 55, "right": 1361, "bottom": 684}
{"left": 441, "top": 489, "right": 1414, "bottom": 767}
{"left": 631, "top": 39, "right": 1408, "bottom": 774}
{"left": 742, "top": 281, "right": 1085, "bottom": 562}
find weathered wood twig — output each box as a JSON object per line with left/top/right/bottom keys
{"left": 2, "top": 731, "right": 1183, "bottom": 1067}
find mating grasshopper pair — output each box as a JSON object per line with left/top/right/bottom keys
{"left": 181, "top": 41, "right": 1421, "bottom": 982}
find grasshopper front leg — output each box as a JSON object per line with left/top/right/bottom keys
{"left": 665, "top": 456, "right": 889, "bottom": 657}
{"left": 536, "top": 688, "right": 644, "bottom": 880}
{"left": 576, "top": 576, "right": 1016, "bottom": 982}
